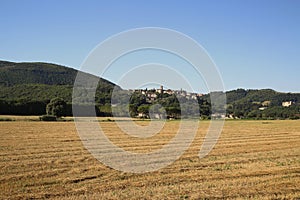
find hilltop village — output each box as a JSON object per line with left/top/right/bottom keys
{"left": 129, "top": 86, "right": 203, "bottom": 102}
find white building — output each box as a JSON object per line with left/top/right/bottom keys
{"left": 282, "top": 101, "right": 293, "bottom": 107}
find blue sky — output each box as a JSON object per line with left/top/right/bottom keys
{"left": 0, "top": 0, "right": 299, "bottom": 92}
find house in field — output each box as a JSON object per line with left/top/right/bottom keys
{"left": 282, "top": 101, "right": 294, "bottom": 107}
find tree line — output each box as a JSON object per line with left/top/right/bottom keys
{"left": 0, "top": 87, "right": 299, "bottom": 120}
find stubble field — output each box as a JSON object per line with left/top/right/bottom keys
{"left": 0, "top": 119, "right": 299, "bottom": 199}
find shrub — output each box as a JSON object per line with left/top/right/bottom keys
{"left": 39, "top": 115, "right": 57, "bottom": 121}
{"left": 0, "top": 117, "right": 14, "bottom": 121}
{"left": 46, "top": 98, "right": 67, "bottom": 118}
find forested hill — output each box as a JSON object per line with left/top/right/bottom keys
{"left": 0, "top": 60, "right": 118, "bottom": 116}
{"left": 0, "top": 60, "right": 114, "bottom": 86}
{"left": 206, "top": 89, "right": 300, "bottom": 119}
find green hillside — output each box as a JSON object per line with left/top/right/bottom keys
{"left": 203, "top": 88, "right": 300, "bottom": 119}
{"left": 226, "top": 88, "right": 300, "bottom": 106}
{"left": 0, "top": 60, "right": 117, "bottom": 115}
{"left": 0, "top": 60, "right": 115, "bottom": 87}
{"left": 0, "top": 60, "right": 299, "bottom": 119}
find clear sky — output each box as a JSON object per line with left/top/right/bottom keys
{"left": 1, "top": 0, "right": 299, "bottom": 92}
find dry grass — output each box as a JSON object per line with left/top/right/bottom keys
{"left": 0, "top": 120, "right": 299, "bottom": 199}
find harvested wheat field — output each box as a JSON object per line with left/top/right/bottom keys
{"left": 0, "top": 120, "right": 299, "bottom": 199}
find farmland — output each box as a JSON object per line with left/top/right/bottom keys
{"left": 0, "top": 119, "right": 299, "bottom": 199}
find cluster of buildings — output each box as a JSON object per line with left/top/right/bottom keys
{"left": 259, "top": 101, "right": 295, "bottom": 111}
{"left": 132, "top": 86, "right": 203, "bottom": 102}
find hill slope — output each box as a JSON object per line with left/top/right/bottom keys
{"left": 0, "top": 60, "right": 115, "bottom": 87}
{"left": 0, "top": 60, "right": 118, "bottom": 115}
{"left": 203, "top": 88, "right": 300, "bottom": 119}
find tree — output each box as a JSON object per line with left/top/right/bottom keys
{"left": 46, "top": 98, "right": 67, "bottom": 118}
{"left": 166, "top": 106, "right": 181, "bottom": 119}
{"left": 137, "top": 104, "right": 150, "bottom": 118}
